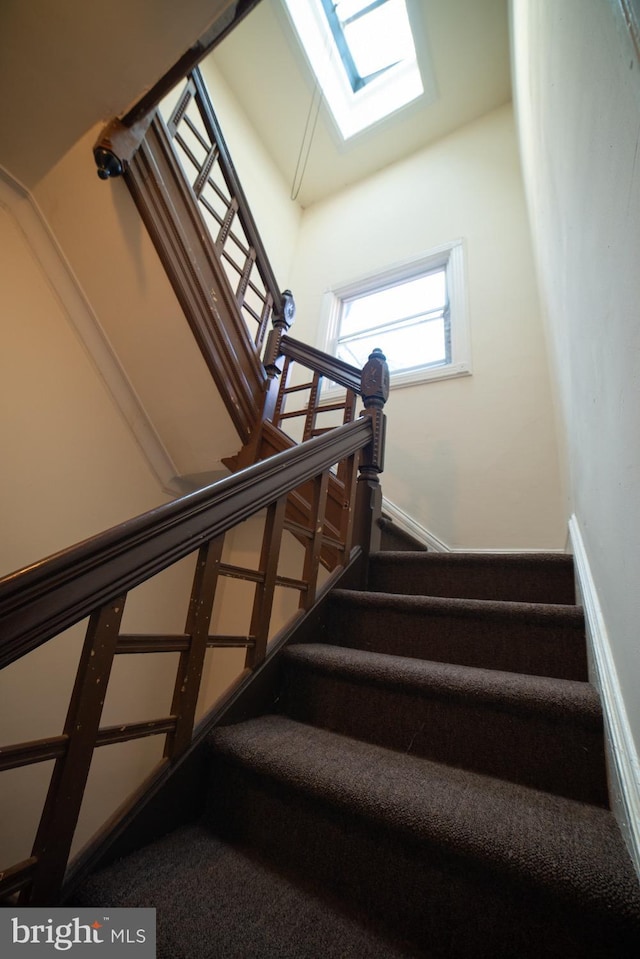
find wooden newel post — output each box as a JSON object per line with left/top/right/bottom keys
{"left": 355, "top": 348, "right": 390, "bottom": 566}
{"left": 359, "top": 347, "right": 389, "bottom": 480}
{"left": 263, "top": 289, "right": 295, "bottom": 378}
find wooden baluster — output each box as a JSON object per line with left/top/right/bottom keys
{"left": 164, "top": 537, "right": 225, "bottom": 762}
{"left": 272, "top": 355, "right": 292, "bottom": 431}
{"left": 237, "top": 248, "right": 256, "bottom": 306}
{"left": 216, "top": 196, "right": 239, "bottom": 252}
{"left": 300, "top": 471, "right": 330, "bottom": 610}
{"left": 24, "top": 596, "right": 126, "bottom": 904}
{"left": 339, "top": 449, "right": 360, "bottom": 561}
{"left": 303, "top": 371, "right": 322, "bottom": 441}
{"left": 245, "top": 496, "right": 287, "bottom": 669}
{"left": 194, "top": 142, "right": 219, "bottom": 197}
{"left": 255, "top": 291, "right": 273, "bottom": 351}
{"left": 336, "top": 388, "right": 357, "bottom": 484}
{"left": 344, "top": 387, "right": 356, "bottom": 425}
{"left": 262, "top": 290, "right": 295, "bottom": 424}
{"left": 166, "top": 79, "right": 196, "bottom": 137}
{"left": 355, "top": 348, "right": 390, "bottom": 565}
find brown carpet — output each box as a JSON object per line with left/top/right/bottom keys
{"left": 74, "top": 551, "right": 640, "bottom": 958}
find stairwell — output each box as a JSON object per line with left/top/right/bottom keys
{"left": 73, "top": 549, "right": 640, "bottom": 958}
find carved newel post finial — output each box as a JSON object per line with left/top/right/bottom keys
{"left": 263, "top": 289, "right": 296, "bottom": 378}
{"left": 359, "top": 348, "right": 390, "bottom": 483}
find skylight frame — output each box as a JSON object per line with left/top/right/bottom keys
{"left": 319, "top": 0, "right": 404, "bottom": 93}
{"left": 281, "top": 0, "right": 428, "bottom": 140}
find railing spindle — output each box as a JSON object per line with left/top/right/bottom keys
{"left": 300, "top": 471, "right": 330, "bottom": 610}
{"left": 246, "top": 496, "right": 287, "bottom": 669}
{"left": 24, "top": 596, "right": 126, "bottom": 904}
{"left": 164, "top": 536, "right": 225, "bottom": 761}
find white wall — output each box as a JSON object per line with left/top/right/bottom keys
{"left": 288, "top": 104, "right": 565, "bottom": 549}
{"left": 198, "top": 56, "right": 303, "bottom": 286}
{"left": 512, "top": 0, "right": 640, "bottom": 814}
{"left": 0, "top": 176, "right": 196, "bottom": 867}
{"left": 32, "top": 127, "right": 241, "bottom": 478}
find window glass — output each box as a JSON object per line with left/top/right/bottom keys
{"left": 340, "top": 271, "right": 446, "bottom": 337}
{"left": 282, "top": 0, "right": 428, "bottom": 139}
{"left": 324, "top": 242, "right": 470, "bottom": 389}
{"left": 337, "top": 268, "right": 448, "bottom": 372}
{"left": 333, "top": 0, "right": 417, "bottom": 86}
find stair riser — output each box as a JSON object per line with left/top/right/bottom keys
{"left": 280, "top": 664, "right": 609, "bottom": 806}
{"left": 206, "top": 756, "right": 631, "bottom": 959}
{"left": 325, "top": 600, "right": 588, "bottom": 680}
{"left": 369, "top": 558, "right": 576, "bottom": 604}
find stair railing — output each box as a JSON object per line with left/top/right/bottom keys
{"left": 0, "top": 345, "right": 388, "bottom": 907}
{"left": 165, "top": 67, "right": 286, "bottom": 353}
{"left": 271, "top": 335, "right": 361, "bottom": 442}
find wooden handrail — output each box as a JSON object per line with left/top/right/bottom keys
{"left": 280, "top": 335, "right": 362, "bottom": 394}
{"left": 0, "top": 418, "right": 371, "bottom": 671}
{"left": 93, "top": 1, "right": 263, "bottom": 179}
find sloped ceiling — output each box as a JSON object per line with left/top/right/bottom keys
{"left": 0, "top": 0, "right": 236, "bottom": 188}
{"left": 211, "top": 0, "right": 512, "bottom": 207}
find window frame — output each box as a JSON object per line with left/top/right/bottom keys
{"left": 320, "top": 240, "right": 471, "bottom": 390}
{"left": 280, "top": 0, "right": 432, "bottom": 141}
{"left": 319, "top": 0, "right": 407, "bottom": 94}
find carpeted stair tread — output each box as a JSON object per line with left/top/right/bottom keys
{"left": 368, "top": 551, "right": 576, "bottom": 604}
{"left": 206, "top": 714, "right": 640, "bottom": 926}
{"left": 282, "top": 643, "right": 601, "bottom": 723}
{"left": 279, "top": 643, "right": 607, "bottom": 804}
{"left": 73, "top": 823, "right": 423, "bottom": 959}
{"left": 325, "top": 589, "right": 587, "bottom": 678}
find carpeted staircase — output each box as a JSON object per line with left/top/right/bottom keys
{"left": 75, "top": 551, "right": 640, "bottom": 958}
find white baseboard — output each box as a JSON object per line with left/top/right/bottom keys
{"left": 0, "top": 166, "right": 179, "bottom": 495}
{"left": 569, "top": 514, "right": 640, "bottom": 877}
{"left": 381, "top": 498, "right": 450, "bottom": 551}
{"left": 381, "top": 498, "right": 565, "bottom": 555}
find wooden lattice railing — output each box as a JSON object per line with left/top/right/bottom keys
{"left": 164, "top": 68, "right": 282, "bottom": 353}
{"left": 0, "top": 358, "right": 389, "bottom": 905}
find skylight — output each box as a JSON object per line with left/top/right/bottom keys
{"left": 282, "top": 0, "right": 425, "bottom": 139}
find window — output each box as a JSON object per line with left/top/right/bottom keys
{"left": 282, "top": 0, "right": 433, "bottom": 140}
{"left": 322, "top": 241, "right": 470, "bottom": 388}
{"left": 320, "top": 0, "right": 417, "bottom": 93}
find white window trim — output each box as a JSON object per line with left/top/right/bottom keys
{"left": 280, "top": 0, "right": 434, "bottom": 141}
{"left": 319, "top": 240, "right": 471, "bottom": 391}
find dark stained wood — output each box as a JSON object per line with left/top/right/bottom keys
{"left": 0, "top": 736, "right": 68, "bottom": 772}
{"left": 61, "top": 548, "right": 364, "bottom": 904}
{"left": 301, "top": 471, "right": 330, "bottom": 609}
{"left": 25, "top": 597, "right": 126, "bottom": 905}
{"left": 116, "top": 634, "right": 191, "bottom": 654}
{"left": 246, "top": 496, "right": 287, "bottom": 668}
{"left": 165, "top": 538, "right": 225, "bottom": 760}
{"left": 206, "top": 635, "right": 255, "bottom": 648}
{"left": 0, "top": 417, "right": 372, "bottom": 670}
{"left": 96, "top": 718, "right": 177, "bottom": 748}
{"left": 280, "top": 335, "right": 362, "bottom": 394}
{"left": 0, "top": 857, "right": 38, "bottom": 901}
{"left": 359, "top": 348, "right": 390, "bottom": 481}
{"left": 124, "top": 117, "right": 266, "bottom": 442}
{"left": 339, "top": 450, "right": 360, "bottom": 561}
{"left": 303, "top": 372, "right": 322, "bottom": 440}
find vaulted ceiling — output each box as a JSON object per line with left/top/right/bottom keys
{"left": 211, "top": 0, "right": 512, "bottom": 207}
{"left": 0, "top": 0, "right": 510, "bottom": 202}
